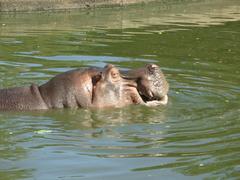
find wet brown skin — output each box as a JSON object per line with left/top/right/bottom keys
{"left": 39, "top": 68, "right": 101, "bottom": 109}
{"left": 0, "top": 68, "right": 101, "bottom": 111}
{"left": 0, "top": 84, "right": 48, "bottom": 111}
{"left": 92, "top": 64, "right": 165, "bottom": 108}
{"left": 122, "top": 64, "right": 169, "bottom": 103}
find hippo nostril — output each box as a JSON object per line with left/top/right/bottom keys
{"left": 147, "top": 64, "right": 158, "bottom": 74}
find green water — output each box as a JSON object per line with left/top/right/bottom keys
{"left": 0, "top": 0, "right": 240, "bottom": 179}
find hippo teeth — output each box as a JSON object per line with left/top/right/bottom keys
{"left": 148, "top": 91, "right": 154, "bottom": 98}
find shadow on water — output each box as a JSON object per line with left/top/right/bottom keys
{"left": 0, "top": 0, "right": 240, "bottom": 179}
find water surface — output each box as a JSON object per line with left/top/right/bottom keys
{"left": 0, "top": 0, "right": 240, "bottom": 179}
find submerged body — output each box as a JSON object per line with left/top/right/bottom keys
{"left": 0, "top": 68, "right": 101, "bottom": 111}
{"left": 0, "top": 84, "right": 48, "bottom": 111}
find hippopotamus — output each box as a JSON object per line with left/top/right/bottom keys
{"left": 92, "top": 64, "right": 165, "bottom": 108}
{"left": 122, "top": 63, "right": 169, "bottom": 104}
{"left": 0, "top": 64, "right": 168, "bottom": 111}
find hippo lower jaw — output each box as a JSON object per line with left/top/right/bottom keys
{"left": 140, "top": 94, "right": 157, "bottom": 102}
{"left": 141, "top": 94, "right": 168, "bottom": 106}
{"left": 121, "top": 79, "right": 168, "bottom": 105}
{"left": 120, "top": 75, "right": 167, "bottom": 103}
{"left": 138, "top": 89, "right": 157, "bottom": 101}
{"left": 139, "top": 91, "right": 168, "bottom": 105}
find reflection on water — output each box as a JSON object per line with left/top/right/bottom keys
{"left": 0, "top": 0, "right": 240, "bottom": 179}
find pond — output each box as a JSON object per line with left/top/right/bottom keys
{"left": 0, "top": 0, "right": 240, "bottom": 179}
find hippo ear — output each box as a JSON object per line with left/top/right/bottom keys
{"left": 92, "top": 72, "right": 102, "bottom": 85}
{"left": 97, "top": 72, "right": 103, "bottom": 79}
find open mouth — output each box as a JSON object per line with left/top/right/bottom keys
{"left": 141, "top": 94, "right": 151, "bottom": 103}
{"left": 138, "top": 91, "right": 161, "bottom": 103}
